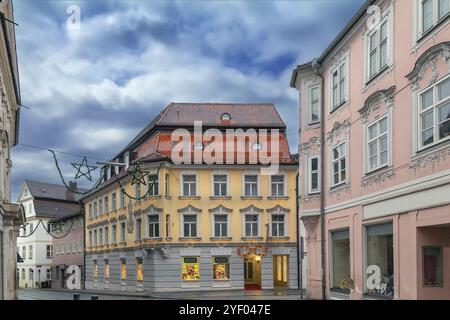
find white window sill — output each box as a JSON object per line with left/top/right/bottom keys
{"left": 212, "top": 281, "right": 231, "bottom": 288}
{"left": 182, "top": 281, "right": 200, "bottom": 288}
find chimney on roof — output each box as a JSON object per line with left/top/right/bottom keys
{"left": 66, "top": 180, "right": 77, "bottom": 201}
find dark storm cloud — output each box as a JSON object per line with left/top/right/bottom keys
{"left": 10, "top": 0, "right": 365, "bottom": 199}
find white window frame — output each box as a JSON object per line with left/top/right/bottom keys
{"left": 329, "top": 55, "right": 349, "bottom": 112}
{"left": 365, "top": 115, "right": 391, "bottom": 173}
{"left": 242, "top": 172, "right": 259, "bottom": 197}
{"left": 146, "top": 212, "right": 161, "bottom": 238}
{"left": 330, "top": 141, "right": 348, "bottom": 188}
{"left": 180, "top": 172, "right": 198, "bottom": 197}
{"left": 365, "top": 13, "right": 392, "bottom": 82}
{"left": 417, "top": 0, "right": 450, "bottom": 39}
{"left": 209, "top": 206, "right": 231, "bottom": 238}
{"left": 270, "top": 213, "right": 287, "bottom": 238}
{"left": 211, "top": 172, "right": 229, "bottom": 197}
{"left": 147, "top": 172, "right": 160, "bottom": 197}
{"left": 417, "top": 74, "right": 450, "bottom": 151}
{"left": 308, "top": 85, "right": 321, "bottom": 124}
{"left": 240, "top": 206, "right": 262, "bottom": 238}
{"left": 270, "top": 173, "right": 286, "bottom": 197}
{"left": 181, "top": 213, "right": 199, "bottom": 238}
{"left": 308, "top": 155, "right": 321, "bottom": 194}
{"left": 111, "top": 224, "right": 117, "bottom": 244}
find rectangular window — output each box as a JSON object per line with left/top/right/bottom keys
{"left": 89, "top": 204, "right": 93, "bottom": 219}
{"left": 182, "top": 174, "right": 197, "bottom": 197}
{"left": 136, "top": 218, "right": 142, "bottom": 241}
{"left": 244, "top": 175, "right": 258, "bottom": 197}
{"left": 120, "top": 222, "right": 126, "bottom": 242}
{"left": 120, "top": 259, "right": 126, "bottom": 280}
{"left": 93, "top": 260, "right": 98, "bottom": 279}
{"left": 104, "top": 196, "right": 108, "bottom": 213}
{"left": 183, "top": 214, "right": 197, "bottom": 238}
{"left": 29, "top": 245, "right": 33, "bottom": 259}
{"left": 421, "top": 0, "right": 449, "bottom": 36}
{"left": 111, "top": 193, "right": 116, "bottom": 211}
{"left": 213, "top": 174, "right": 227, "bottom": 197}
{"left": 310, "top": 86, "right": 320, "bottom": 123}
{"left": 365, "top": 222, "right": 394, "bottom": 297}
{"left": 99, "top": 199, "right": 103, "bottom": 215}
{"left": 29, "top": 223, "right": 33, "bottom": 235}
{"left": 46, "top": 245, "right": 53, "bottom": 259}
{"left": 148, "top": 174, "right": 159, "bottom": 196}
{"left": 112, "top": 224, "right": 117, "bottom": 244}
{"left": 271, "top": 175, "right": 285, "bottom": 197}
{"left": 331, "top": 62, "right": 347, "bottom": 110}
{"left": 93, "top": 202, "right": 97, "bottom": 217}
{"left": 135, "top": 183, "right": 141, "bottom": 199}
{"left": 148, "top": 215, "right": 160, "bottom": 238}
{"left": 271, "top": 214, "right": 285, "bottom": 237}
{"left": 367, "top": 20, "right": 389, "bottom": 80}
{"left": 214, "top": 214, "right": 228, "bottom": 237}
{"left": 166, "top": 215, "right": 170, "bottom": 238}
{"left": 181, "top": 257, "right": 200, "bottom": 281}
{"left": 331, "top": 229, "right": 351, "bottom": 293}
{"left": 79, "top": 240, "right": 82, "bottom": 252}
{"left": 309, "top": 156, "right": 320, "bottom": 193}
{"left": 120, "top": 190, "right": 125, "bottom": 209}
{"left": 165, "top": 174, "right": 170, "bottom": 196}
{"left": 104, "top": 260, "right": 110, "bottom": 279}
{"left": 213, "top": 256, "right": 230, "bottom": 280}
{"left": 98, "top": 228, "right": 103, "bottom": 246}
{"left": 136, "top": 258, "right": 144, "bottom": 282}
{"left": 60, "top": 243, "right": 64, "bottom": 254}
{"left": 331, "top": 142, "right": 347, "bottom": 186}
{"left": 22, "top": 246, "right": 26, "bottom": 259}
{"left": 367, "top": 116, "right": 389, "bottom": 171}
{"left": 89, "top": 231, "right": 93, "bottom": 248}
{"left": 105, "top": 226, "right": 109, "bottom": 245}
{"left": 419, "top": 76, "right": 450, "bottom": 148}
{"left": 439, "top": 0, "right": 450, "bottom": 19}
{"left": 423, "top": 246, "right": 443, "bottom": 286}
{"left": 273, "top": 255, "right": 289, "bottom": 286}
{"left": 245, "top": 214, "right": 259, "bottom": 237}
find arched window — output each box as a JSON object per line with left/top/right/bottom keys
{"left": 220, "top": 113, "right": 231, "bottom": 120}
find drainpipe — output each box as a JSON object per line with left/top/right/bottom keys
{"left": 295, "top": 171, "right": 302, "bottom": 298}
{"left": 312, "top": 58, "right": 326, "bottom": 300}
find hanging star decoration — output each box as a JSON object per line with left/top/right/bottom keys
{"left": 128, "top": 162, "right": 149, "bottom": 186}
{"left": 71, "top": 156, "right": 97, "bottom": 181}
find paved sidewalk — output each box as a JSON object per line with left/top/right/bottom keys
{"left": 18, "top": 288, "right": 304, "bottom": 300}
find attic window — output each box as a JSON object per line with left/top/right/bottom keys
{"left": 220, "top": 113, "right": 231, "bottom": 121}
{"left": 194, "top": 141, "right": 204, "bottom": 150}
{"left": 41, "top": 189, "right": 47, "bottom": 193}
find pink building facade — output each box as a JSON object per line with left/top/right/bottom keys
{"left": 291, "top": 0, "right": 450, "bottom": 300}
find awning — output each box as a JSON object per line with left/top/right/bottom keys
{"left": 17, "top": 252, "right": 23, "bottom": 263}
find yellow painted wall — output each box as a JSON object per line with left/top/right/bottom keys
{"left": 84, "top": 165, "right": 297, "bottom": 253}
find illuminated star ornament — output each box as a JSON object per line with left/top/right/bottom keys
{"left": 71, "top": 156, "right": 97, "bottom": 181}
{"left": 128, "top": 162, "right": 149, "bottom": 186}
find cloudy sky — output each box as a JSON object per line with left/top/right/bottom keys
{"left": 11, "top": 0, "right": 364, "bottom": 200}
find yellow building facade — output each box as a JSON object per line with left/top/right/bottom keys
{"left": 83, "top": 103, "right": 299, "bottom": 292}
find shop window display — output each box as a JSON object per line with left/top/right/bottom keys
{"left": 182, "top": 257, "right": 200, "bottom": 281}
{"left": 365, "top": 223, "right": 394, "bottom": 298}
{"left": 331, "top": 229, "right": 352, "bottom": 293}
{"left": 213, "top": 257, "right": 230, "bottom": 280}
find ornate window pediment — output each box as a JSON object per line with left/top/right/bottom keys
{"left": 406, "top": 42, "right": 450, "bottom": 89}
{"left": 208, "top": 205, "right": 232, "bottom": 214}
{"left": 267, "top": 205, "right": 290, "bottom": 214}
{"left": 239, "top": 205, "right": 263, "bottom": 214}
{"left": 359, "top": 86, "right": 396, "bottom": 123}
{"left": 177, "top": 204, "right": 202, "bottom": 214}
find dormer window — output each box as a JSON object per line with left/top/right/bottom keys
{"left": 194, "top": 141, "right": 203, "bottom": 150}
{"left": 220, "top": 113, "right": 231, "bottom": 121}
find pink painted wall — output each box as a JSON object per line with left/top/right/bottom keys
{"left": 295, "top": 0, "right": 450, "bottom": 300}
